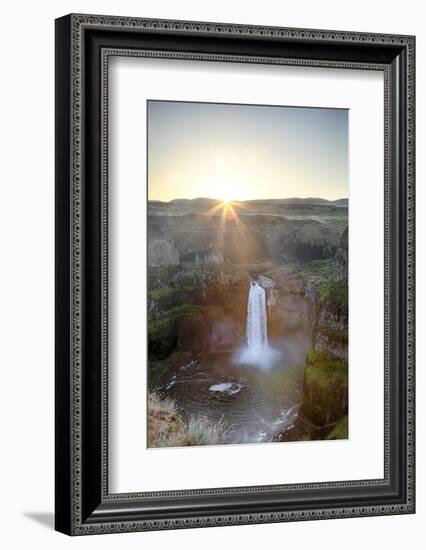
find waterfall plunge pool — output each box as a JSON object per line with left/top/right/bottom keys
{"left": 161, "top": 280, "right": 311, "bottom": 445}
{"left": 164, "top": 340, "right": 305, "bottom": 445}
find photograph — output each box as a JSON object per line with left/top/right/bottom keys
{"left": 147, "top": 100, "right": 349, "bottom": 448}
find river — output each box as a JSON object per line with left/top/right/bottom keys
{"left": 164, "top": 340, "right": 305, "bottom": 445}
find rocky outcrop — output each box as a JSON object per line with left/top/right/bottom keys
{"left": 147, "top": 266, "right": 251, "bottom": 386}
{"left": 148, "top": 300, "right": 245, "bottom": 358}
{"left": 181, "top": 245, "right": 224, "bottom": 266}
{"left": 335, "top": 226, "right": 348, "bottom": 284}
{"left": 312, "top": 226, "right": 349, "bottom": 359}
{"left": 172, "top": 265, "right": 249, "bottom": 290}
{"left": 265, "top": 275, "right": 313, "bottom": 337}
{"left": 148, "top": 237, "right": 180, "bottom": 266}
{"left": 177, "top": 308, "right": 244, "bottom": 351}
{"left": 273, "top": 227, "right": 349, "bottom": 442}
{"left": 313, "top": 305, "right": 348, "bottom": 359}
{"left": 148, "top": 210, "right": 346, "bottom": 266}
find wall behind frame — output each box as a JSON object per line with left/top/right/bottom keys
{"left": 0, "top": 0, "right": 422, "bottom": 548}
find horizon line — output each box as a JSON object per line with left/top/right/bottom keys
{"left": 148, "top": 196, "right": 349, "bottom": 203}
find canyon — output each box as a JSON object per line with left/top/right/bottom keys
{"left": 147, "top": 197, "right": 348, "bottom": 445}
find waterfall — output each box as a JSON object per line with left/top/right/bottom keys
{"left": 236, "top": 280, "right": 280, "bottom": 368}
{"left": 246, "top": 281, "right": 268, "bottom": 352}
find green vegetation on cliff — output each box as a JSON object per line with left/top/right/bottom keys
{"left": 317, "top": 276, "right": 348, "bottom": 312}
{"left": 326, "top": 415, "right": 348, "bottom": 440}
{"left": 305, "top": 350, "right": 348, "bottom": 387}
{"left": 147, "top": 266, "right": 249, "bottom": 389}
{"left": 149, "top": 286, "right": 182, "bottom": 303}
{"left": 275, "top": 351, "right": 348, "bottom": 443}
{"left": 303, "top": 350, "right": 348, "bottom": 428}
{"left": 148, "top": 304, "right": 204, "bottom": 359}
{"left": 148, "top": 351, "right": 193, "bottom": 390}
{"left": 148, "top": 286, "right": 196, "bottom": 313}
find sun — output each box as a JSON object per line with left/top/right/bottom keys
{"left": 212, "top": 177, "right": 235, "bottom": 205}
{"left": 219, "top": 189, "right": 233, "bottom": 205}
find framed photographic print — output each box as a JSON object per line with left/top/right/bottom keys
{"left": 55, "top": 14, "right": 415, "bottom": 535}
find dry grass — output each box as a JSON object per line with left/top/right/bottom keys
{"left": 148, "top": 392, "right": 231, "bottom": 448}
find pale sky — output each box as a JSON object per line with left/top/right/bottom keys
{"left": 147, "top": 100, "right": 348, "bottom": 202}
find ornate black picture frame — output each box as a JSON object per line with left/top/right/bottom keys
{"left": 55, "top": 14, "right": 415, "bottom": 535}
